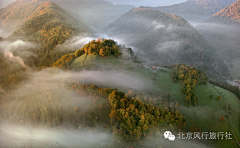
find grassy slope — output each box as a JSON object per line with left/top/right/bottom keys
{"left": 70, "top": 54, "right": 240, "bottom": 147}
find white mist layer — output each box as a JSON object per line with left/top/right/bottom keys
{"left": 4, "top": 51, "right": 27, "bottom": 68}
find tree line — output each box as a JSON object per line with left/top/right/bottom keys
{"left": 171, "top": 64, "right": 209, "bottom": 106}
{"left": 209, "top": 80, "right": 240, "bottom": 99}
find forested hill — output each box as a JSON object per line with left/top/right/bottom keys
{"left": 0, "top": 0, "right": 44, "bottom": 37}
{"left": 105, "top": 7, "right": 229, "bottom": 78}
{"left": 53, "top": 38, "right": 134, "bottom": 69}
{"left": 0, "top": 0, "right": 133, "bottom": 34}
{"left": 11, "top": 1, "right": 93, "bottom": 40}
{"left": 6, "top": 1, "right": 94, "bottom": 67}
{"left": 207, "top": 0, "right": 240, "bottom": 24}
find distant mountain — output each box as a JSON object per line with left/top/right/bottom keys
{"left": 208, "top": 0, "right": 240, "bottom": 24}
{"left": 48, "top": 0, "right": 134, "bottom": 30}
{"left": 105, "top": 7, "right": 228, "bottom": 77}
{"left": 196, "top": 0, "right": 240, "bottom": 62}
{"left": 152, "top": 0, "right": 237, "bottom": 22}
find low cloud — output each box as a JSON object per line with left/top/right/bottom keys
{"left": 156, "top": 40, "right": 182, "bottom": 52}
{"left": 56, "top": 33, "right": 131, "bottom": 52}
{"left": 0, "top": 66, "right": 157, "bottom": 147}
{"left": 0, "top": 40, "right": 37, "bottom": 51}
{"left": 0, "top": 121, "right": 114, "bottom": 148}
{"left": 152, "top": 21, "right": 165, "bottom": 30}
{"left": 0, "top": 40, "right": 38, "bottom": 68}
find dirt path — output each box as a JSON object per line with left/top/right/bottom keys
{"left": 209, "top": 84, "right": 240, "bottom": 147}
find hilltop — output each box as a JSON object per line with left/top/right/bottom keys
{"left": 105, "top": 8, "right": 228, "bottom": 78}
{"left": 53, "top": 38, "right": 135, "bottom": 70}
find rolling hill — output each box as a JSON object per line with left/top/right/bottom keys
{"left": 105, "top": 7, "right": 228, "bottom": 78}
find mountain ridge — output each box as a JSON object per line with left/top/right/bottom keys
{"left": 151, "top": 0, "right": 237, "bottom": 22}
{"left": 154, "top": 0, "right": 237, "bottom": 15}
{"left": 208, "top": 0, "right": 240, "bottom": 24}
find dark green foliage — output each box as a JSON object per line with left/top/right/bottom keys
{"left": 171, "top": 64, "right": 208, "bottom": 106}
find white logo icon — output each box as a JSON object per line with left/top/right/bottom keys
{"left": 164, "top": 131, "right": 175, "bottom": 141}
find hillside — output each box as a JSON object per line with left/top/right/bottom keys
{"left": 105, "top": 7, "right": 228, "bottom": 78}
{"left": 6, "top": 1, "right": 94, "bottom": 67}
{"left": 0, "top": 0, "right": 44, "bottom": 37}
{"left": 152, "top": 0, "right": 237, "bottom": 22}
{"left": 0, "top": 0, "right": 134, "bottom": 31}
{"left": 12, "top": 1, "right": 93, "bottom": 39}
{"left": 53, "top": 39, "right": 240, "bottom": 147}
{"left": 208, "top": 0, "right": 240, "bottom": 24}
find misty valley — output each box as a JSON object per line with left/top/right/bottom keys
{"left": 0, "top": 0, "right": 240, "bottom": 148}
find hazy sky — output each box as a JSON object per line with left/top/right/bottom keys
{"left": 0, "top": 0, "right": 188, "bottom": 8}
{"left": 0, "top": 0, "right": 15, "bottom": 8}
{"left": 108, "top": 0, "right": 188, "bottom": 7}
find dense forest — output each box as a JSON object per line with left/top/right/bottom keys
{"left": 171, "top": 64, "right": 209, "bottom": 106}
{"left": 68, "top": 81, "right": 186, "bottom": 141}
